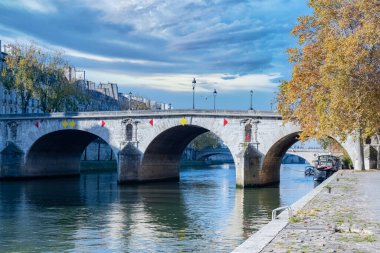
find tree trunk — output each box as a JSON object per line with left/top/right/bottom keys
{"left": 355, "top": 128, "right": 365, "bottom": 170}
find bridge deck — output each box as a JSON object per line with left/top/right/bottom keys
{"left": 0, "top": 110, "right": 282, "bottom": 120}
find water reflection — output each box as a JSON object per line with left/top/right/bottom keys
{"left": 0, "top": 164, "right": 315, "bottom": 252}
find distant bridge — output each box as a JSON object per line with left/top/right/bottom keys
{"left": 0, "top": 110, "right": 361, "bottom": 187}
{"left": 195, "top": 147, "right": 339, "bottom": 165}
{"left": 286, "top": 148, "right": 343, "bottom": 165}
{"left": 194, "top": 148, "right": 233, "bottom": 161}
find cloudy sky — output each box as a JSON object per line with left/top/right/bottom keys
{"left": 0, "top": 0, "right": 311, "bottom": 110}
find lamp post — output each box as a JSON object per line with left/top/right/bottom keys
{"left": 192, "top": 78, "right": 196, "bottom": 109}
{"left": 250, "top": 90, "right": 253, "bottom": 110}
{"left": 129, "top": 92, "right": 132, "bottom": 110}
{"left": 213, "top": 89, "right": 217, "bottom": 110}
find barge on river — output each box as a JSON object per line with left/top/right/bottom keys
{"left": 313, "top": 155, "right": 342, "bottom": 181}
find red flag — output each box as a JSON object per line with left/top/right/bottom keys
{"left": 34, "top": 122, "right": 39, "bottom": 128}
{"left": 101, "top": 120, "right": 105, "bottom": 127}
{"left": 149, "top": 119, "right": 154, "bottom": 126}
{"left": 223, "top": 118, "right": 228, "bottom": 126}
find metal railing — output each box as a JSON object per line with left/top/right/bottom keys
{"left": 271, "top": 206, "right": 292, "bottom": 220}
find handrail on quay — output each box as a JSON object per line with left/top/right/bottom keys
{"left": 271, "top": 206, "right": 292, "bottom": 220}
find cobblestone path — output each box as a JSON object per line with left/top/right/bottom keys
{"left": 261, "top": 170, "right": 380, "bottom": 253}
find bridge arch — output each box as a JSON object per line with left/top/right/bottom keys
{"left": 283, "top": 153, "right": 313, "bottom": 166}
{"left": 261, "top": 132, "right": 355, "bottom": 184}
{"left": 118, "top": 125, "right": 236, "bottom": 183}
{"left": 196, "top": 150, "right": 233, "bottom": 161}
{"left": 25, "top": 129, "right": 117, "bottom": 177}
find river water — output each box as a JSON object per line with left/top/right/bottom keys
{"left": 0, "top": 164, "right": 316, "bottom": 252}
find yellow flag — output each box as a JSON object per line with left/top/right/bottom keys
{"left": 62, "top": 120, "right": 68, "bottom": 128}
{"left": 179, "top": 118, "right": 187, "bottom": 126}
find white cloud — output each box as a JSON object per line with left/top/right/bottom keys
{"left": 0, "top": 25, "right": 47, "bottom": 47}
{"left": 0, "top": 0, "right": 57, "bottom": 13}
{"left": 82, "top": 0, "right": 203, "bottom": 37}
{"left": 62, "top": 47, "right": 174, "bottom": 66}
{"left": 84, "top": 69, "right": 280, "bottom": 93}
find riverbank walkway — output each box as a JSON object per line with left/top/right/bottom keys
{"left": 236, "top": 170, "right": 380, "bottom": 253}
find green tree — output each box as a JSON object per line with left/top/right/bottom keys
{"left": 1, "top": 43, "right": 40, "bottom": 113}
{"left": 1, "top": 43, "right": 87, "bottom": 113}
{"left": 190, "top": 132, "right": 223, "bottom": 151}
{"left": 277, "top": 0, "right": 380, "bottom": 141}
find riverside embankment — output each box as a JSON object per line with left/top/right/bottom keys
{"left": 234, "top": 170, "right": 380, "bottom": 253}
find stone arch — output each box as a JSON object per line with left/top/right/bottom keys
{"left": 25, "top": 129, "right": 117, "bottom": 177}
{"left": 282, "top": 153, "right": 310, "bottom": 165}
{"left": 131, "top": 125, "right": 236, "bottom": 183}
{"left": 196, "top": 151, "right": 233, "bottom": 161}
{"left": 261, "top": 132, "right": 355, "bottom": 185}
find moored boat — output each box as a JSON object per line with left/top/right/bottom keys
{"left": 313, "top": 155, "right": 341, "bottom": 181}
{"left": 304, "top": 166, "right": 315, "bottom": 176}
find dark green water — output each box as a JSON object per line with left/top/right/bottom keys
{"left": 0, "top": 164, "right": 316, "bottom": 252}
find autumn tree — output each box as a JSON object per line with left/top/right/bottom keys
{"left": 1, "top": 43, "right": 87, "bottom": 113}
{"left": 35, "top": 50, "right": 88, "bottom": 112}
{"left": 277, "top": 0, "right": 380, "bottom": 141}
{"left": 1, "top": 43, "right": 40, "bottom": 113}
{"left": 318, "top": 137, "right": 352, "bottom": 168}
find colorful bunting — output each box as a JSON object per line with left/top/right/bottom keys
{"left": 61, "top": 120, "right": 76, "bottom": 128}
{"left": 223, "top": 118, "right": 228, "bottom": 126}
{"left": 179, "top": 117, "right": 187, "bottom": 126}
{"left": 149, "top": 119, "right": 154, "bottom": 126}
{"left": 62, "top": 120, "right": 68, "bottom": 128}
{"left": 101, "top": 120, "right": 105, "bottom": 127}
{"left": 34, "top": 122, "right": 39, "bottom": 128}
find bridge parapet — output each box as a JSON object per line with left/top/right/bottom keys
{"left": 0, "top": 109, "right": 282, "bottom": 120}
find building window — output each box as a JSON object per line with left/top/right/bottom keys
{"left": 126, "top": 124, "right": 133, "bottom": 141}
{"left": 245, "top": 124, "right": 252, "bottom": 142}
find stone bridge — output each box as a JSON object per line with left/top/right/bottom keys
{"left": 286, "top": 148, "right": 343, "bottom": 165}
{"left": 194, "top": 148, "right": 233, "bottom": 161}
{"left": 0, "top": 110, "right": 360, "bottom": 187}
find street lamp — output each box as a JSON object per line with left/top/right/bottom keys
{"left": 129, "top": 92, "right": 132, "bottom": 110}
{"left": 192, "top": 78, "right": 196, "bottom": 109}
{"left": 213, "top": 89, "right": 217, "bottom": 110}
{"left": 250, "top": 90, "right": 253, "bottom": 110}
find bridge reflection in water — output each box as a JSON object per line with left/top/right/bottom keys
{"left": 0, "top": 164, "right": 315, "bottom": 252}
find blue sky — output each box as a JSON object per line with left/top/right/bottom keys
{"left": 0, "top": 0, "right": 311, "bottom": 110}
